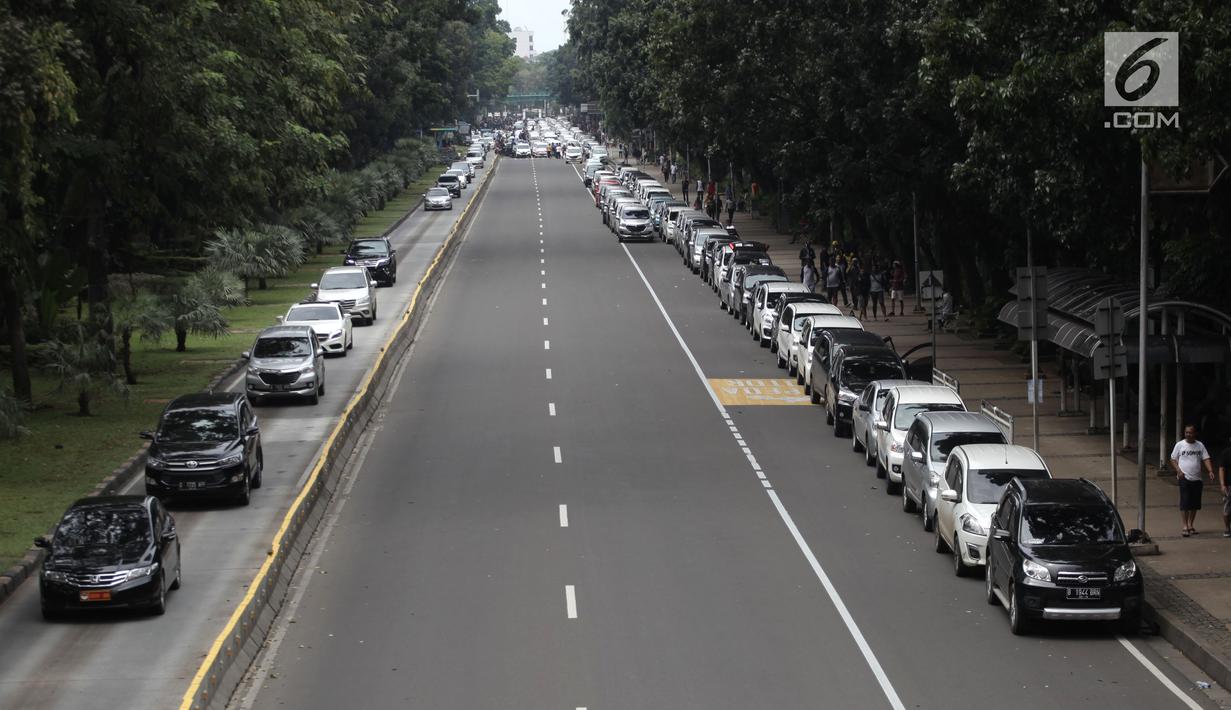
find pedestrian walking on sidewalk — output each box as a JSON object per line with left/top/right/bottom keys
{"left": 1218, "top": 438, "right": 1231, "bottom": 537}
{"left": 803, "top": 263, "right": 819, "bottom": 293}
{"left": 682, "top": 172, "right": 690, "bottom": 202}
{"left": 726, "top": 198, "right": 736, "bottom": 226}
{"left": 1171, "top": 424, "right": 1216, "bottom": 536}
{"left": 825, "top": 261, "right": 843, "bottom": 304}
{"left": 855, "top": 261, "right": 871, "bottom": 319}
{"left": 890, "top": 260, "right": 906, "bottom": 316}
{"left": 749, "top": 180, "right": 761, "bottom": 217}
{"left": 869, "top": 261, "right": 888, "bottom": 320}
{"left": 799, "top": 240, "right": 817, "bottom": 282}
{"left": 670, "top": 162, "right": 678, "bottom": 184}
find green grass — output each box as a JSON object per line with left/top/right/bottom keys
{"left": 0, "top": 188, "right": 429, "bottom": 569}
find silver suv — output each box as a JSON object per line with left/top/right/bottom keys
{"left": 312, "top": 266, "right": 378, "bottom": 324}
{"left": 899, "top": 411, "right": 1007, "bottom": 530}
{"left": 243, "top": 325, "right": 326, "bottom": 405}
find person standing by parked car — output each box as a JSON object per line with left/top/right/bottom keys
{"left": 1171, "top": 424, "right": 1216, "bottom": 536}
{"left": 856, "top": 261, "right": 872, "bottom": 319}
{"left": 869, "top": 261, "right": 888, "bottom": 321}
{"left": 803, "top": 263, "right": 819, "bottom": 293}
{"left": 825, "top": 260, "right": 843, "bottom": 303}
{"left": 798, "top": 240, "right": 816, "bottom": 281}
{"left": 681, "top": 172, "right": 691, "bottom": 203}
{"left": 890, "top": 260, "right": 907, "bottom": 316}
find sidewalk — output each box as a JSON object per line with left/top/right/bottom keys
{"left": 635, "top": 160, "right": 1231, "bottom": 689}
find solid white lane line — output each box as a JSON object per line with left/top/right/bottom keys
{"left": 549, "top": 402, "right": 556, "bottom": 416}
{"left": 546, "top": 368, "right": 552, "bottom": 380}
{"left": 565, "top": 585, "right": 578, "bottom": 618}
{"left": 619, "top": 243, "right": 906, "bottom": 710}
{"left": 553, "top": 446, "right": 562, "bottom": 463}
{"left": 1117, "top": 637, "right": 1205, "bottom": 710}
{"left": 559, "top": 504, "right": 569, "bottom": 527}
{"left": 544, "top": 340, "right": 551, "bottom": 350}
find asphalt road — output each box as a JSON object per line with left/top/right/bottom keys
{"left": 0, "top": 162, "right": 490, "bottom": 710}
{"left": 235, "top": 155, "right": 1220, "bottom": 710}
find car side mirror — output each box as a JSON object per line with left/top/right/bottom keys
{"left": 309, "top": 282, "right": 319, "bottom": 289}
{"left": 161, "top": 527, "right": 177, "bottom": 542}
{"left": 858, "top": 403, "right": 869, "bottom": 412}
{"left": 139, "top": 430, "right": 155, "bottom": 440}
{"left": 875, "top": 420, "right": 889, "bottom": 432}
{"left": 245, "top": 425, "right": 260, "bottom": 437}
{"left": 34, "top": 536, "right": 51, "bottom": 549}
{"left": 992, "top": 528, "right": 1012, "bottom": 541}
{"left": 909, "top": 451, "right": 925, "bottom": 463}
{"left": 275, "top": 315, "right": 284, "bottom": 324}
{"left": 241, "top": 351, "right": 251, "bottom": 359}
{"left": 1127, "top": 528, "right": 1144, "bottom": 544}
{"left": 316, "top": 348, "right": 325, "bottom": 358}
{"left": 940, "top": 489, "right": 960, "bottom": 503}
{"left": 369, "top": 280, "right": 377, "bottom": 287}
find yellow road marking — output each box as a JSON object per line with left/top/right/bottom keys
{"left": 709, "top": 378, "right": 813, "bottom": 406}
{"left": 179, "top": 162, "right": 495, "bottom": 710}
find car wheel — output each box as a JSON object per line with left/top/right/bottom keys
{"left": 985, "top": 563, "right": 999, "bottom": 605}
{"left": 370, "top": 307, "right": 377, "bottom": 323}
{"left": 803, "top": 379, "right": 811, "bottom": 395}
{"left": 1008, "top": 584, "right": 1030, "bottom": 635}
{"left": 902, "top": 484, "right": 917, "bottom": 513}
{"left": 720, "top": 301, "right": 727, "bottom": 312}
{"left": 170, "top": 558, "right": 182, "bottom": 590}
{"left": 885, "top": 476, "right": 900, "bottom": 495}
{"left": 876, "top": 457, "right": 887, "bottom": 479}
{"left": 952, "top": 535, "right": 969, "bottom": 577}
{"left": 1120, "top": 609, "right": 1142, "bottom": 635}
{"left": 852, "top": 432, "right": 864, "bottom": 452}
{"left": 825, "top": 408, "right": 834, "bottom": 425}
{"left": 236, "top": 473, "right": 251, "bottom": 506}
{"left": 834, "top": 420, "right": 850, "bottom": 438}
{"left": 794, "top": 367, "right": 802, "bottom": 384}
{"left": 340, "top": 343, "right": 348, "bottom": 357}
{"left": 923, "top": 509, "right": 935, "bottom": 532}
{"left": 935, "top": 521, "right": 949, "bottom": 553}
{"left": 150, "top": 574, "right": 168, "bottom": 615}
{"left": 776, "top": 351, "right": 785, "bottom": 369}
{"left": 252, "top": 453, "right": 263, "bottom": 488}
{"left": 41, "top": 604, "right": 61, "bottom": 621}
{"left": 309, "top": 388, "right": 319, "bottom": 405}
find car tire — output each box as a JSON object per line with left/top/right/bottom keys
{"left": 803, "top": 379, "right": 811, "bottom": 395}
{"left": 794, "top": 367, "right": 802, "bottom": 383}
{"left": 935, "top": 522, "right": 949, "bottom": 553}
{"left": 902, "top": 485, "right": 917, "bottom": 513}
{"left": 347, "top": 335, "right": 354, "bottom": 350}
{"left": 923, "top": 509, "right": 935, "bottom": 532}
{"left": 810, "top": 387, "right": 820, "bottom": 405}
{"left": 876, "top": 457, "right": 887, "bottom": 479}
{"left": 864, "top": 440, "right": 875, "bottom": 466}
{"left": 985, "top": 564, "right": 1000, "bottom": 605}
{"left": 150, "top": 574, "right": 168, "bottom": 616}
{"left": 252, "top": 453, "right": 263, "bottom": 488}
{"left": 236, "top": 473, "right": 251, "bottom": 506}
{"left": 825, "top": 408, "right": 834, "bottom": 425}
{"left": 340, "top": 343, "right": 348, "bottom": 357}
{"left": 885, "top": 476, "right": 900, "bottom": 495}
{"left": 170, "top": 558, "right": 182, "bottom": 590}
{"left": 41, "top": 604, "right": 61, "bottom": 621}
{"left": 776, "top": 352, "right": 785, "bottom": 369}
{"left": 834, "top": 420, "right": 850, "bottom": 438}
{"left": 309, "top": 389, "right": 320, "bottom": 406}
{"left": 1008, "top": 584, "right": 1030, "bottom": 635}
{"left": 952, "top": 535, "right": 969, "bottom": 577}
{"left": 852, "top": 432, "right": 864, "bottom": 452}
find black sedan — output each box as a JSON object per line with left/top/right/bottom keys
{"left": 38, "top": 495, "right": 181, "bottom": 618}
{"left": 142, "top": 392, "right": 263, "bottom": 505}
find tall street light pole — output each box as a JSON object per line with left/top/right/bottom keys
{"left": 1136, "top": 156, "right": 1149, "bottom": 535}
{"left": 912, "top": 192, "right": 924, "bottom": 314}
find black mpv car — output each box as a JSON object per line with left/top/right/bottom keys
{"left": 343, "top": 237, "right": 398, "bottom": 286}
{"left": 985, "top": 478, "right": 1144, "bottom": 635}
{"left": 142, "top": 392, "right": 263, "bottom": 505}
{"left": 38, "top": 495, "right": 181, "bottom": 618}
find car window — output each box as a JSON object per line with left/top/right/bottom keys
{"left": 287, "top": 305, "right": 340, "bottom": 321}
{"left": 840, "top": 356, "right": 905, "bottom": 392}
{"left": 54, "top": 506, "right": 151, "bottom": 553}
{"left": 945, "top": 459, "right": 961, "bottom": 490}
{"left": 893, "top": 402, "right": 964, "bottom": 431}
{"left": 319, "top": 272, "right": 367, "bottom": 289}
{"left": 253, "top": 336, "right": 313, "bottom": 358}
{"left": 158, "top": 408, "right": 238, "bottom": 442}
{"left": 968, "top": 469, "right": 1050, "bottom": 504}
{"left": 1020, "top": 504, "right": 1123, "bottom": 545}
{"left": 860, "top": 386, "right": 874, "bottom": 408}
{"left": 348, "top": 241, "right": 389, "bottom": 257}
{"left": 906, "top": 422, "right": 925, "bottom": 452}
{"left": 929, "top": 431, "right": 1007, "bottom": 462}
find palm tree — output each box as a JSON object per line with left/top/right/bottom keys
{"left": 205, "top": 226, "right": 307, "bottom": 291}
{"left": 112, "top": 290, "right": 168, "bottom": 384}
{"left": 43, "top": 322, "right": 128, "bottom": 416}
{"left": 144, "top": 269, "right": 244, "bottom": 352}
{"left": 286, "top": 205, "right": 346, "bottom": 255}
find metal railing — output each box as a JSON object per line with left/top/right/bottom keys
{"left": 981, "top": 400, "right": 1016, "bottom": 444}
{"left": 932, "top": 368, "right": 960, "bottom": 393}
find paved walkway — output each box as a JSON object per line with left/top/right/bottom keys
{"left": 627, "top": 158, "right": 1231, "bottom": 688}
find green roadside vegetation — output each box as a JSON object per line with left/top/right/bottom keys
{"left": 0, "top": 187, "right": 432, "bottom": 570}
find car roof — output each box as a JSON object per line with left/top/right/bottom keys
{"left": 867, "top": 378, "right": 924, "bottom": 393}
{"left": 349, "top": 237, "right": 388, "bottom": 244}
{"left": 804, "top": 314, "right": 864, "bottom": 329}
{"left": 828, "top": 330, "right": 886, "bottom": 346}
{"left": 790, "top": 303, "right": 843, "bottom": 316}
{"left": 69, "top": 495, "right": 150, "bottom": 511}
{"left": 323, "top": 265, "right": 366, "bottom": 275}
{"left": 836, "top": 344, "right": 898, "bottom": 361}
{"left": 890, "top": 385, "right": 965, "bottom": 405}
{"left": 289, "top": 301, "right": 341, "bottom": 313}
{"left": 915, "top": 411, "right": 1002, "bottom": 434}
{"left": 954, "top": 443, "right": 1047, "bottom": 471}
{"left": 166, "top": 392, "right": 243, "bottom": 411}
{"left": 762, "top": 282, "right": 811, "bottom": 294}
{"left": 1016, "top": 478, "right": 1105, "bottom": 505}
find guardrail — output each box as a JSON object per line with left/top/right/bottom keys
{"left": 980, "top": 400, "right": 1015, "bottom": 443}
{"left": 932, "top": 368, "right": 960, "bottom": 393}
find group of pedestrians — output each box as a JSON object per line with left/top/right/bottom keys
{"left": 797, "top": 240, "right": 907, "bottom": 321}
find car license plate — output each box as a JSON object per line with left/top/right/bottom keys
{"left": 180, "top": 481, "right": 203, "bottom": 490}
{"left": 80, "top": 590, "right": 111, "bottom": 602}
{"left": 1066, "top": 587, "right": 1101, "bottom": 600}
{"left": 272, "top": 384, "right": 289, "bottom": 391}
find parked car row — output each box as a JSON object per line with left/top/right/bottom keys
{"left": 604, "top": 169, "right": 1146, "bottom": 636}
{"left": 36, "top": 144, "right": 491, "bottom": 619}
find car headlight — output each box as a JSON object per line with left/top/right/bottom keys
{"left": 355, "top": 296, "right": 370, "bottom": 306}
{"left": 218, "top": 453, "right": 243, "bottom": 467}
{"left": 126, "top": 563, "right": 160, "bottom": 581}
{"left": 1114, "top": 559, "right": 1137, "bottom": 582}
{"left": 960, "top": 514, "right": 985, "bottom": 536}
{"left": 1022, "top": 559, "right": 1051, "bottom": 582}
{"left": 43, "top": 569, "right": 68, "bottom": 582}
{"left": 299, "top": 364, "right": 317, "bottom": 375}
{"left": 147, "top": 456, "right": 169, "bottom": 470}
{"left": 890, "top": 441, "right": 904, "bottom": 453}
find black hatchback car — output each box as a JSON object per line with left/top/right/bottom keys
{"left": 343, "top": 237, "right": 397, "bottom": 286}
{"left": 37, "top": 495, "right": 181, "bottom": 618}
{"left": 825, "top": 345, "right": 906, "bottom": 437}
{"left": 142, "top": 392, "right": 263, "bottom": 505}
{"left": 985, "top": 478, "right": 1144, "bottom": 635}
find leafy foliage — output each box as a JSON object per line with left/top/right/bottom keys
{"left": 42, "top": 323, "right": 129, "bottom": 416}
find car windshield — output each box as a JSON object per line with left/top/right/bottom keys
{"left": 841, "top": 357, "right": 903, "bottom": 392}
{"left": 624, "top": 209, "right": 649, "bottom": 219}
{"left": 1021, "top": 504, "right": 1123, "bottom": 545}
{"left": 253, "top": 337, "right": 313, "bottom": 358}
{"left": 286, "top": 305, "right": 339, "bottom": 321}
{"left": 158, "top": 408, "right": 238, "bottom": 442}
{"left": 968, "top": 468, "right": 1050, "bottom": 504}
{"left": 54, "top": 507, "right": 151, "bottom": 552}
{"left": 348, "top": 241, "right": 388, "bottom": 257}
{"left": 438, "top": 175, "right": 458, "bottom": 183}
{"left": 319, "top": 272, "right": 367, "bottom": 289}
{"left": 930, "top": 431, "right": 1008, "bottom": 462}
{"left": 427, "top": 188, "right": 450, "bottom": 197}
{"left": 894, "top": 402, "right": 964, "bottom": 430}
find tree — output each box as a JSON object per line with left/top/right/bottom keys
{"left": 205, "top": 226, "right": 307, "bottom": 292}
{"left": 111, "top": 290, "right": 168, "bottom": 385}
{"left": 43, "top": 322, "right": 128, "bottom": 417}
{"left": 144, "top": 269, "right": 244, "bottom": 352}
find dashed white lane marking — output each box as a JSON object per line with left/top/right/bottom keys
{"left": 540, "top": 239, "right": 544, "bottom": 244}
{"left": 542, "top": 283, "right": 546, "bottom": 289}
{"left": 543, "top": 317, "right": 550, "bottom": 326}
{"left": 549, "top": 402, "right": 556, "bottom": 416}
{"left": 618, "top": 243, "right": 907, "bottom": 710}
{"left": 542, "top": 298, "right": 547, "bottom": 306}
{"left": 565, "top": 585, "right": 578, "bottom": 619}
{"left": 546, "top": 368, "right": 552, "bottom": 380}
{"left": 541, "top": 258, "right": 546, "bottom": 264}
{"left": 544, "top": 340, "right": 551, "bottom": 350}
{"left": 541, "top": 269, "right": 546, "bottom": 276}
{"left": 553, "top": 446, "right": 562, "bottom": 463}
{"left": 559, "top": 504, "right": 569, "bottom": 527}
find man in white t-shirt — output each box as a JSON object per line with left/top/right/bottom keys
{"left": 1170, "top": 424, "right": 1216, "bottom": 536}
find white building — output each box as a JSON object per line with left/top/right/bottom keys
{"left": 509, "top": 27, "right": 535, "bottom": 59}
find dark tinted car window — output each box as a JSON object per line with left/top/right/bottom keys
{"left": 968, "top": 469, "right": 1049, "bottom": 504}
{"left": 159, "top": 408, "right": 238, "bottom": 442}
{"left": 55, "top": 507, "right": 151, "bottom": 552}
{"left": 348, "top": 241, "right": 389, "bottom": 256}
{"left": 930, "top": 431, "right": 1008, "bottom": 462}
{"left": 841, "top": 357, "right": 905, "bottom": 391}
{"left": 1021, "top": 504, "right": 1123, "bottom": 545}
{"left": 254, "top": 337, "right": 313, "bottom": 358}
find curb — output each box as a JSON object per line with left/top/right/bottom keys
{"left": 0, "top": 170, "right": 437, "bottom": 611}
{"left": 179, "top": 155, "right": 498, "bottom": 710}
{"left": 1146, "top": 603, "right": 1231, "bottom": 691}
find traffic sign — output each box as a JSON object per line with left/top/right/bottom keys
{"left": 1092, "top": 297, "right": 1128, "bottom": 380}
{"left": 920, "top": 270, "right": 944, "bottom": 301}
{"left": 1015, "top": 267, "right": 1051, "bottom": 340}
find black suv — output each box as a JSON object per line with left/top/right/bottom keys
{"left": 142, "top": 392, "right": 263, "bottom": 505}
{"left": 343, "top": 237, "right": 397, "bottom": 286}
{"left": 825, "top": 345, "right": 905, "bottom": 437}
{"left": 37, "top": 495, "right": 181, "bottom": 618}
{"left": 985, "top": 478, "right": 1144, "bottom": 635}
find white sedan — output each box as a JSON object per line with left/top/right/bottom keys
{"left": 279, "top": 301, "right": 353, "bottom": 356}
